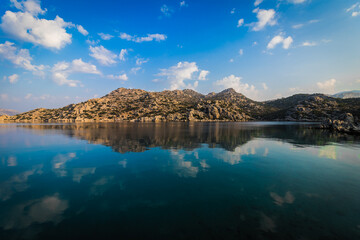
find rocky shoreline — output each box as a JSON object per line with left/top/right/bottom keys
{"left": 320, "top": 113, "right": 360, "bottom": 134}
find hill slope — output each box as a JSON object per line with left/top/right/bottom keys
{"left": 2, "top": 88, "right": 360, "bottom": 122}
{"left": 332, "top": 90, "right": 360, "bottom": 99}
{"left": 0, "top": 108, "right": 21, "bottom": 116}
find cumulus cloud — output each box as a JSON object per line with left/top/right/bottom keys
{"left": 346, "top": 3, "right": 360, "bottom": 17}
{"left": 1, "top": 0, "right": 73, "bottom": 49}
{"left": 180, "top": 1, "right": 187, "bottom": 7}
{"left": 301, "top": 41, "right": 317, "bottom": 47}
{"left": 267, "top": 35, "right": 293, "bottom": 49}
{"left": 198, "top": 70, "right": 209, "bottom": 80}
{"left": 254, "top": 0, "right": 263, "bottom": 7}
{"left": 136, "top": 57, "right": 148, "bottom": 66}
{"left": 160, "top": 4, "right": 173, "bottom": 17}
{"left": 10, "top": 0, "right": 45, "bottom": 15}
{"left": 131, "top": 67, "right": 141, "bottom": 74}
{"left": 7, "top": 74, "right": 19, "bottom": 84}
{"left": 98, "top": 33, "right": 113, "bottom": 40}
{"left": 119, "top": 49, "right": 128, "bottom": 61}
{"left": 250, "top": 8, "right": 277, "bottom": 31}
{"left": 262, "top": 83, "right": 268, "bottom": 90}
{"left": 89, "top": 45, "right": 117, "bottom": 65}
{"left": 76, "top": 25, "right": 88, "bottom": 36}
{"left": 119, "top": 33, "right": 167, "bottom": 43}
{"left": 215, "top": 75, "right": 259, "bottom": 99}
{"left": 317, "top": 78, "right": 336, "bottom": 93}
{"left": 0, "top": 41, "right": 44, "bottom": 75}
{"left": 107, "top": 74, "right": 128, "bottom": 81}
{"left": 157, "top": 61, "right": 208, "bottom": 90}
{"left": 237, "top": 18, "right": 244, "bottom": 27}
{"left": 52, "top": 58, "right": 100, "bottom": 87}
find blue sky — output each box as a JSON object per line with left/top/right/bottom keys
{"left": 0, "top": 0, "right": 359, "bottom": 111}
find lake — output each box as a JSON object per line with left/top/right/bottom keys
{"left": 0, "top": 122, "right": 360, "bottom": 240}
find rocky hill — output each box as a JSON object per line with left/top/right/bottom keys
{"left": 1, "top": 88, "right": 359, "bottom": 123}
{"left": 332, "top": 90, "right": 360, "bottom": 99}
{"left": 0, "top": 108, "right": 21, "bottom": 116}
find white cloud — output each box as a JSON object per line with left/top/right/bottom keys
{"left": 301, "top": 41, "right": 317, "bottom": 47}
{"left": 254, "top": 0, "right": 263, "bottom": 7}
{"left": 239, "top": 49, "right": 244, "bottom": 55}
{"left": 25, "top": 93, "right": 32, "bottom": 99}
{"left": 76, "top": 25, "right": 88, "bottom": 36}
{"left": 348, "top": 3, "right": 360, "bottom": 17}
{"left": 119, "top": 49, "right": 128, "bottom": 61}
{"left": 8, "top": 74, "right": 19, "bottom": 84}
{"left": 131, "top": 67, "right": 141, "bottom": 74}
{"left": 0, "top": 41, "right": 44, "bottom": 75}
{"left": 86, "top": 39, "right": 99, "bottom": 45}
{"left": 229, "top": 58, "right": 234, "bottom": 63}
{"left": 119, "top": 33, "right": 167, "bottom": 43}
{"left": 317, "top": 78, "right": 336, "bottom": 93}
{"left": 157, "top": 61, "right": 208, "bottom": 90}
{"left": 1, "top": 0, "right": 73, "bottom": 49}
{"left": 347, "top": 3, "right": 359, "bottom": 12}
{"left": 180, "top": 1, "right": 187, "bottom": 7}
{"left": 262, "top": 83, "right": 268, "bottom": 90}
{"left": 89, "top": 45, "right": 117, "bottom": 65}
{"left": 292, "top": 24, "right": 304, "bottom": 29}
{"left": 160, "top": 4, "right": 173, "bottom": 17}
{"left": 71, "top": 58, "right": 100, "bottom": 74}
{"left": 215, "top": 75, "right": 258, "bottom": 99}
{"left": 98, "top": 33, "right": 113, "bottom": 40}
{"left": 251, "top": 8, "right": 277, "bottom": 31}
{"left": 136, "top": 57, "right": 148, "bottom": 66}
{"left": 287, "top": 0, "right": 307, "bottom": 3}
{"left": 52, "top": 58, "right": 100, "bottom": 87}
{"left": 292, "top": 19, "right": 319, "bottom": 29}
{"left": 267, "top": 35, "right": 293, "bottom": 50}
{"left": 10, "top": 0, "right": 45, "bottom": 15}
{"left": 237, "top": 18, "right": 244, "bottom": 27}
{"left": 107, "top": 74, "right": 128, "bottom": 81}
{"left": 198, "top": 70, "right": 209, "bottom": 80}
{"left": 230, "top": 8, "right": 235, "bottom": 14}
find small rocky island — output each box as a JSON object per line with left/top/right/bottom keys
{"left": 1, "top": 88, "right": 359, "bottom": 133}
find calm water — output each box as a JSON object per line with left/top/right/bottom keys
{"left": 0, "top": 122, "right": 360, "bottom": 240}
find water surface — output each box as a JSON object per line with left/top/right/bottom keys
{"left": 0, "top": 122, "right": 360, "bottom": 240}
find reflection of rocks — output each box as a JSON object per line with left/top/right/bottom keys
{"left": 0, "top": 193, "right": 68, "bottom": 230}
{"left": 16, "top": 122, "right": 360, "bottom": 155}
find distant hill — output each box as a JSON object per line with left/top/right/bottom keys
{"left": 332, "top": 90, "right": 360, "bottom": 99}
{"left": 0, "top": 108, "right": 21, "bottom": 116}
{"left": 1, "top": 88, "right": 360, "bottom": 122}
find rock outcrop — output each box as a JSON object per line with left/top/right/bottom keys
{"left": 1, "top": 88, "right": 359, "bottom": 134}
{"left": 320, "top": 113, "right": 360, "bottom": 134}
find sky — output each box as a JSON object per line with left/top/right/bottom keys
{"left": 0, "top": 0, "right": 360, "bottom": 112}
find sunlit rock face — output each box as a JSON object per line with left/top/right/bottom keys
{"left": 4, "top": 88, "right": 360, "bottom": 125}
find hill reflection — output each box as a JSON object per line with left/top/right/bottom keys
{"left": 15, "top": 122, "right": 360, "bottom": 153}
